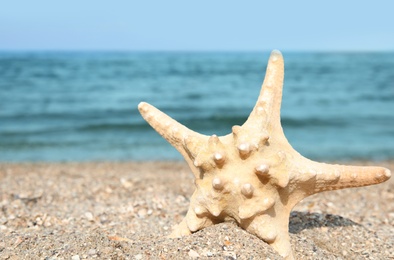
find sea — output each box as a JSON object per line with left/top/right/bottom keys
{"left": 0, "top": 51, "right": 393, "bottom": 162}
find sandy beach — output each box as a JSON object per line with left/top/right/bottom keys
{"left": 0, "top": 161, "right": 393, "bottom": 259}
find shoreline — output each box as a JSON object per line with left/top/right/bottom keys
{"left": 1, "top": 161, "right": 393, "bottom": 259}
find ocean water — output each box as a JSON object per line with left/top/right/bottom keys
{"left": 0, "top": 51, "right": 393, "bottom": 162}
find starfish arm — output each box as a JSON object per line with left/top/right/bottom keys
{"left": 293, "top": 160, "right": 391, "bottom": 196}
{"left": 242, "top": 212, "right": 294, "bottom": 259}
{"left": 245, "top": 50, "right": 284, "bottom": 131}
{"left": 138, "top": 102, "right": 207, "bottom": 177}
{"left": 169, "top": 192, "right": 215, "bottom": 238}
{"left": 169, "top": 212, "right": 215, "bottom": 238}
{"left": 168, "top": 218, "right": 192, "bottom": 238}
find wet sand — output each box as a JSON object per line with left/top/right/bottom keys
{"left": 0, "top": 161, "right": 393, "bottom": 259}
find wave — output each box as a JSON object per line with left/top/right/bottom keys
{"left": 1, "top": 51, "right": 393, "bottom": 161}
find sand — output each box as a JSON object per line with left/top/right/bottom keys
{"left": 0, "top": 161, "right": 393, "bottom": 259}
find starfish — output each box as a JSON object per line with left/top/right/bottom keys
{"left": 138, "top": 50, "right": 391, "bottom": 259}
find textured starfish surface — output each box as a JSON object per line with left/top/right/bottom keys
{"left": 138, "top": 50, "right": 391, "bottom": 259}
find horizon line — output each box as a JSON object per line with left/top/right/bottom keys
{"left": 0, "top": 48, "right": 394, "bottom": 53}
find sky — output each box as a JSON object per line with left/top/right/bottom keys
{"left": 0, "top": 1, "right": 393, "bottom": 52}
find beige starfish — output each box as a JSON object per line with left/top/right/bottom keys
{"left": 138, "top": 50, "right": 391, "bottom": 259}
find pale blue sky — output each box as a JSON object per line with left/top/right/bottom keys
{"left": 0, "top": 0, "right": 393, "bottom": 51}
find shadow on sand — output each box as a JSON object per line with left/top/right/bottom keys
{"left": 289, "top": 211, "right": 360, "bottom": 234}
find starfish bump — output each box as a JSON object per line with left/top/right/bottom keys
{"left": 138, "top": 50, "right": 391, "bottom": 259}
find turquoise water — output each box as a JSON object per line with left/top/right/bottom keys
{"left": 0, "top": 51, "right": 393, "bottom": 162}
